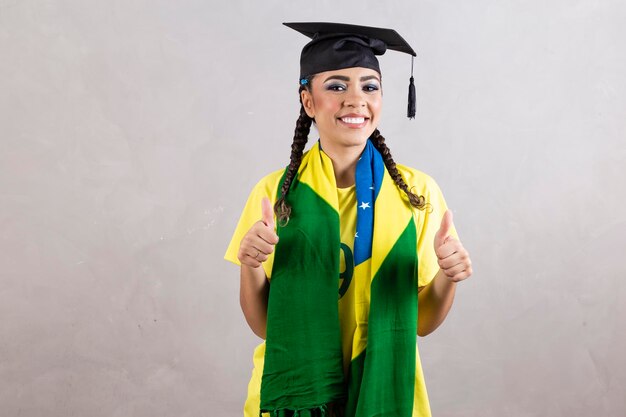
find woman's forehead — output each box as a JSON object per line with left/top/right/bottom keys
{"left": 315, "top": 67, "right": 381, "bottom": 81}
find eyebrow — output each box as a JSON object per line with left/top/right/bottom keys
{"left": 323, "top": 75, "right": 381, "bottom": 83}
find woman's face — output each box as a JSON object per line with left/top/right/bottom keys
{"left": 301, "top": 66, "right": 382, "bottom": 150}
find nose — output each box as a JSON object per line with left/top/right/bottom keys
{"left": 343, "top": 86, "right": 366, "bottom": 109}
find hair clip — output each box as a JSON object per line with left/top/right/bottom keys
{"left": 300, "top": 78, "right": 309, "bottom": 86}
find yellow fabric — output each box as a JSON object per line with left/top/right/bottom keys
{"left": 337, "top": 185, "right": 358, "bottom": 376}
{"left": 225, "top": 162, "right": 458, "bottom": 417}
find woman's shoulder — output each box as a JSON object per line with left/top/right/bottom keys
{"left": 394, "top": 163, "right": 442, "bottom": 195}
{"left": 255, "top": 167, "right": 286, "bottom": 187}
{"left": 247, "top": 167, "right": 286, "bottom": 200}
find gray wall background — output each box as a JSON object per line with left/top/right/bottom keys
{"left": 1, "top": 0, "right": 625, "bottom": 416}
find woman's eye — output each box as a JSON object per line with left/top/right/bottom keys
{"left": 326, "top": 84, "right": 346, "bottom": 91}
{"left": 363, "top": 84, "right": 380, "bottom": 92}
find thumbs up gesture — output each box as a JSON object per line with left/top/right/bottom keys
{"left": 434, "top": 210, "right": 472, "bottom": 282}
{"left": 237, "top": 197, "right": 279, "bottom": 268}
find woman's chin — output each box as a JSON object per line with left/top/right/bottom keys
{"left": 320, "top": 128, "right": 376, "bottom": 147}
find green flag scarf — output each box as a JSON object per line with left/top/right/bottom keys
{"left": 261, "top": 139, "right": 418, "bottom": 417}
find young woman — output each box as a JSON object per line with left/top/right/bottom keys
{"left": 225, "top": 22, "right": 472, "bottom": 417}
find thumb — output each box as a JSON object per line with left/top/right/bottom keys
{"left": 261, "top": 197, "right": 275, "bottom": 229}
{"left": 434, "top": 209, "right": 453, "bottom": 248}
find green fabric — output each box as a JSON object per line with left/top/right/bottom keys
{"left": 261, "top": 143, "right": 418, "bottom": 417}
{"left": 261, "top": 178, "right": 346, "bottom": 412}
{"left": 345, "top": 219, "right": 418, "bottom": 417}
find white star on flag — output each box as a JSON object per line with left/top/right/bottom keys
{"left": 359, "top": 201, "right": 371, "bottom": 210}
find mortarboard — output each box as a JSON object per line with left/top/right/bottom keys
{"left": 283, "top": 22, "right": 418, "bottom": 119}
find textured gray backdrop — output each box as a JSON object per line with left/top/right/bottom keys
{"left": 1, "top": 0, "right": 625, "bottom": 416}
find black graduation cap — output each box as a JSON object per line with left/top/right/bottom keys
{"left": 283, "top": 22, "right": 418, "bottom": 119}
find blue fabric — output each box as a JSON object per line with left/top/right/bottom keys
{"left": 354, "top": 139, "right": 384, "bottom": 266}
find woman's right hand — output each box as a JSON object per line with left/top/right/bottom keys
{"left": 237, "top": 197, "right": 279, "bottom": 268}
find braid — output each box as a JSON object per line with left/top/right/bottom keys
{"left": 274, "top": 84, "right": 313, "bottom": 225}
{"left": 370, "top": 129, "right": 431, "bottom": 211}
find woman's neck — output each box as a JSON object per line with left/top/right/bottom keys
{"left": 319, "top": 138, "right": 366, "bottom": 188}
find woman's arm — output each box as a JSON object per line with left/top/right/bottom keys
{"left": 240, "top": 264, "right": 269, "bottom": 339}
{"left": 237, "top": 197, "right": 278, "bottom": 339}
{"left": 417, "top": 269, "right": 456, "bottom": 336}
{"left": 417, "top": 210, "right": 472, "bottom": 337}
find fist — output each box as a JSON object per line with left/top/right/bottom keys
{"left": 237, "top": 197, "right": 279, "bottom": 268}
{"left": 434, "top": 210, "right": 472, "bottom": 282}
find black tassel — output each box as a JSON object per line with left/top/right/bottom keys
{"left": 407, "top": 75, "right": 416, "bottom": 119}
{"left": 407, "top": 56, "right": 416, "bottom": 119}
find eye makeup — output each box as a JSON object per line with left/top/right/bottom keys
{"left": 325, "top": 83, "right": 347, "bottom": 91}
{"left": 362, "top": 83, "right": 380, "bottom": 92}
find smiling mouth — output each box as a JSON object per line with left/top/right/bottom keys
{"left": 338, "top": 116, "right": 369, "bottom": 127}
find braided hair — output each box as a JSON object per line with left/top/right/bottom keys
{"left": 275, "top": 81, "right": 429, "bottom": 225}
{"left": 370, "top": 128, "right": 430, "bottom": 211}
{"left": 274, "top": 83, "right": 313, "bottom": 226}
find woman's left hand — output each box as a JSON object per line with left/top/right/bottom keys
{"left": 434, "top": 210, "right": 473, "bottom": 282}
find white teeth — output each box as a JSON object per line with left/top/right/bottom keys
{"left": 341, "top": 117, "right": 365, "bottom": 124}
